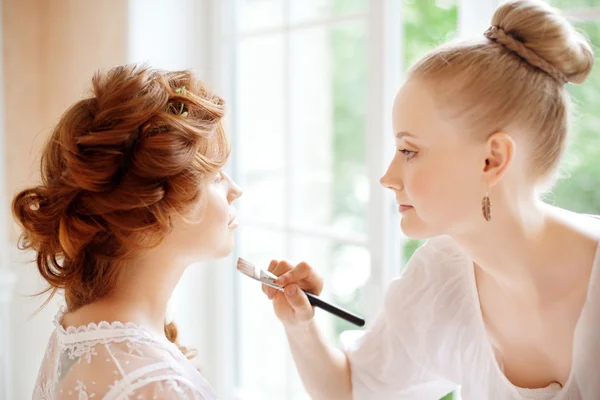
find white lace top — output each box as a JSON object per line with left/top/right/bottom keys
{"left": 33, "top": 305, "right": 217, "bottom": 400}
{"left": 342, "top": 217, "right": 600, "bottom": 400}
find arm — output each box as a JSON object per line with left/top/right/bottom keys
{"left": 264, "top": 248, "right": 460, "bottom": 400}
{"left": 285, "top": 320, "right": 352, "bottom": 400}
{"left": 264, "top": 261, "right": 352, "bottom": 399}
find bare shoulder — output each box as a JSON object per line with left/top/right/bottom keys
{"left": 547, "top": 205, "right": 600, "bottom": 242}
{"left": 546, "top": 206, "right": 600, "bottom": 287}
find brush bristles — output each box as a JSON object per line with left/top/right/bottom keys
{"left": 236, "top": 257, "right": 257, "bottom": 279}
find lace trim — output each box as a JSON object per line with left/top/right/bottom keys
{"left": 54, "top": 304, "right": 147, "bottom": 335}
{"left": 53, "top": 303, "right": 182, "bottom": 357}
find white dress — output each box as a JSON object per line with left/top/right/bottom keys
{"left": 33, "top": 305, "right": 217, "bottom": 400}
{"left": 342, "top": 217, "right": 600, "bottom": 400}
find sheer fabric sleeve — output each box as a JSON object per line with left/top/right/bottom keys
{"left": 122, "top": 377, "right": 212, "bottom": 400}
{"left": 341, "top": 237, "right": 466, "bottom": 399}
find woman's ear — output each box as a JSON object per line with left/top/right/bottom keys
{"left": 483, "top": 132, "right": 515, "bottom": 187}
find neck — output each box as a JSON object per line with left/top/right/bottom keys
{"left": 451, "top": 198, "right": 555, "bottom": 298}
{"left": 97, "top": 247, "right": 189, "bottom": 337}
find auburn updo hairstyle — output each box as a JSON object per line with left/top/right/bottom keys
{"left": 12, "top": 64, "right": 229, "bottom": 355}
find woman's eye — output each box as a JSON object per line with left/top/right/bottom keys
{"left": 398, "top": 149, "right": 417, "bottom": 160}
{"left": 214, "top": 174, "right": 224, "bottom": 183}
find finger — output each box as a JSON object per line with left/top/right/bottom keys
{"left": 268, "top": 261, "right": 294, "bottom": 299}
{"left": 262, "top": 284, "right": 278, "bottom": 299}
{"left": 271, "top": 260, "right": 294, "bottom": 278}
{"left": 268, "top": 287, "right": 281, "bottom": 299}
{"left": 267, "top": 259, "right": 279, "bottom": 273}
{"left": 275, "top": 261, "right": 313, "bottom": 285}
{"left": 262, "top": 260, "right": 279, "bottom": 296}
{"left": 284, "top": 284, "right": 314, "bottom": 321}
{"left": 272, "top": 291, "right": 292, "bottom": 320}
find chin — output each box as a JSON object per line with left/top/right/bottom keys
{"left": 399, "top": 215, "right": 439, "bottom": 240}
{"left": 213, "top": 239, "right": 235, "bottom": 259}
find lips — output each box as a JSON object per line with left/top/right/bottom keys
{"left": 396, "top": 200, "right": 413, "bottom": 213}
{"left": 228, "top": 213, "right": 238, "bottom": 228}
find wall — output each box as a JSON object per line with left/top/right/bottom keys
{"left": 2, "top": 1, "right": 220, "bottom": 397}
{"left": 2, "top": 1, "right": 127, "bottom": 397}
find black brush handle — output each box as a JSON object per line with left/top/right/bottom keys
{"left": 304, "top": 291, "right": 365, "bottom": 327}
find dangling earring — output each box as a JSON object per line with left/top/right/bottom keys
{"left": 482, "top": 191, "right": 491, "bottom": 222}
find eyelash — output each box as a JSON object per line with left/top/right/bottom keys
{"left": 214, "top": 174, "right": 224, "bottom": 183}
{"left": 398, "top": 149, "right": 417, "bottom": 160}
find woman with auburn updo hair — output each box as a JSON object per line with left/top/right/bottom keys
{"left": 13, "top": 65, "right": 241, "bottom": 399}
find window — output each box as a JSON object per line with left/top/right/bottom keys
{"left": 226, "top": 1, "right": 394, "bottom": 398}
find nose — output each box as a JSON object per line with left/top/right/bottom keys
{"left": 380, "top": 157, "right": 403, "bottom": 192}
{"left": 225, "top": 173, "right": 243, "bottom": 202}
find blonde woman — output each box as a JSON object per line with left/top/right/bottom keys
{"left": 263, "top": 1, "right": 599, "bottom": 399}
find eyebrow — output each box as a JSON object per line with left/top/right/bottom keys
{"left": 395, "top": 131, "right": 416, "bottom": 139}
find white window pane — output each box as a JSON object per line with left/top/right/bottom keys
{"left": 236, "top": 35, "right": 286, "bottom": 225}
{"left": 237, "top": 0, "right": 285, "bottom": 32}
{"left": 290, "top": 236, "right": 371, "bottom": 343}
{"left": 290, "top": 22, "right": 368, "bottom": 235}
{"left": 290, "top": 0, "right": 367, "bottom": 23}
{"left": 235, "top": 227, "right": 288, "bottom": 398}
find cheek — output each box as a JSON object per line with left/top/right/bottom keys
{"left": 405, "top": 156, "right": 477, "bottom": 218}
{"left": 404, "top": 161, "right": 450, "bottom": 207}
{"left": 203, "top": 191, "right": 230, "bottom": 228}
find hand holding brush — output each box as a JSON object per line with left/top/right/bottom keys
{"left": 237, "top": 258, "right": 365, "bottom": 327}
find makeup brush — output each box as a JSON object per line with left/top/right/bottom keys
{"left": 237, "top": 257, "right": 365, "bottom": 327}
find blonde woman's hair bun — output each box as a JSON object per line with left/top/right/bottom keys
{"left": 490, "top": 0, "right": 594, "bottom": 84}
